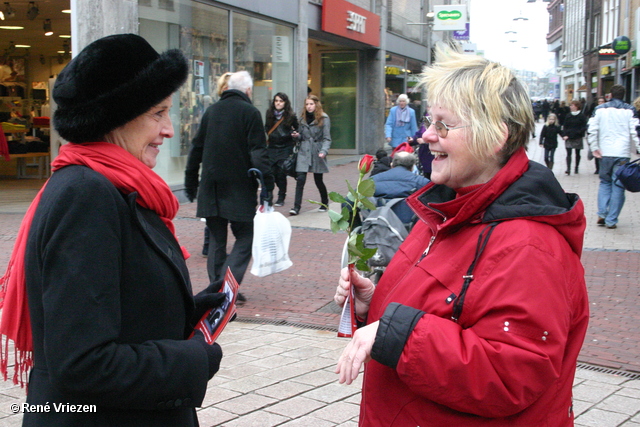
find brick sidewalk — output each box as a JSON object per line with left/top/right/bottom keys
{"left": 1, "top": 150, "right": 640, "bottom": 374}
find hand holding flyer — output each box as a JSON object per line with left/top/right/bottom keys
{"left": 192, "top": 268, "right": 238, "bottom": 344}
{"left": 337, "top": 265, "right": 358, "bottom": 338}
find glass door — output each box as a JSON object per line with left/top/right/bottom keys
{"left": 321, "top": 51, "right": 358, "bottom": 151}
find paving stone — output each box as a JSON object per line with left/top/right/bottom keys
{"left": 221, "top": 410, "right": 289, "bottom": 427}
{"left": 214, "top": 393, "right": 277, "bottom": 416}
{"left": 310, "top": 401, "right": 360, "bottom": 424}
{"left": 575, "top": 408, "right": 631, "bottom": 426}
{"left": 302, "top": 383, "right": 361, "bottom": 404}
{"left": 195, "top": 406, "right": 237, "bottom": 427}
{"left": 596, "top": 394, "right": 640, "bottom": 416}
{"left": 573, "top": 382, "right": 620, "bottom": 403}
{"left": 278, "top": 415, "right": 336, "bottom": 426}
{"left": 265, "top": 395, "right": 326, "bottom": 418}
{"left": 255, "top": 380, "right": 314, "bottom": 400}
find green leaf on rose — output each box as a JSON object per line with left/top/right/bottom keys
{"left": 357, "top": 179, "right": 375, "bottom": 197}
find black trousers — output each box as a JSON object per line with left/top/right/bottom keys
{"left": 272, "top": 160, "right": 287, "bottom": 200}
{"left": 205, "top": 216, "right": 253, "bottom": 285}
{"left": 293, "top": 172, "right": 328, "bottom": 210}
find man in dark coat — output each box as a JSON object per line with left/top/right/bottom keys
{"left": 185, "top": 71, "right": 274, "bottom": 297}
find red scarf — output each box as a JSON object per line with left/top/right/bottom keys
{"left": 0, "top": 142, "right": 189, "bottom": 387}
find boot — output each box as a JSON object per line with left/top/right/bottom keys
{"left": 574, "top": 157, "right": 580, "bottom": 174}
{"left": 549, "top": 161, "right": 554, "bottom": 170}
{"left": 565, "top": 158, "right": 571, "bottom": 175}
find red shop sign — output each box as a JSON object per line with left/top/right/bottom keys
{"left": 321, "top": 0, "right": 380, "bottom": 47}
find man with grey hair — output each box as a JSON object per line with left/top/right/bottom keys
{"left": 372, "top": 151, "right": 429, "bottom": 200}
{"left": 185, "top": 71, "right": 274, "bottom": 301}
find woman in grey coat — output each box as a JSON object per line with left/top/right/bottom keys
{"left": 290, "top": 95, "right": 332, "bottom": 215}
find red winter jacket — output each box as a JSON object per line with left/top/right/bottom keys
{"left": 362, "top": 148, "right": 589, "bottom": 426}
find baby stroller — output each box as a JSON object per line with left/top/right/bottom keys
{"left": 341, "top": 196, "right": 414, "bottom": 285}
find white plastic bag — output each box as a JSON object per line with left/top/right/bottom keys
{"left": 250, "top": 204, "right": 293, "bottom": 277}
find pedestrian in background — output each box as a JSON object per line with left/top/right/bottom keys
{"left": 539, "top": 113, "right": 561, "bottom": 169}
{"left": 265, "top": 92, "right": 299, "bottom": 207}
{"left": 334, "top": 48, "right": 588, "bottom": 426}
{"left": 0, "top": 34, "right": 225, "bottom": 426}
{"left": 588, "top": 84, "right": 640, "bottom": 229}
{"left": 185, "top": 71, "right": 274, "bottom": 301}
{"left": 290, "top": 94, "right": 331, "bottom": 216}
{"left": 385, "top": 93, "right": 418, "bottom": 148}
{"left": 561, "top": 100, "right": 588, "bottom": 175}
{"left": 201, "top": 71, "right": 233, "bottom": 257}
{"left": 410, "top": 115, "right": 435, "bottom": 179}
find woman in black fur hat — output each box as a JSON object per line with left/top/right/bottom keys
{"left": 0, "top": 34, "right": 226, "bottom": 426}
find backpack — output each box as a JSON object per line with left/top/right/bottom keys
{"left": 616, "top": 158, "right": 640, "bottom": 192}
{"left": 361, "top": 198, "right": 409, "bottom": 267}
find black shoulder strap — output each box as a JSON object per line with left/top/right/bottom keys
{"left": 451, "top": 221, "right": 500, "bottom": 323}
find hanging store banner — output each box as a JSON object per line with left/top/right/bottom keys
{"left": 322, "top": 0, "right": 380, "bottom": 47}
{"left": 433, "top": 5, "right": 468, "bottom": 31}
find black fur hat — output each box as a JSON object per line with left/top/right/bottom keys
{"left": 53, "top": 34, "right": 188, "bottom": 143}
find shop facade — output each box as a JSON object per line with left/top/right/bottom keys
{"left": 2, "top": 0, "right": 431, "bottom": 191}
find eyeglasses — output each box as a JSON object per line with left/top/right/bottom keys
{"left": 425, "top": 117, "right": 469, "bottom": 138}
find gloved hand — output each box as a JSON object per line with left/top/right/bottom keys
{"left": 185, "top": 186, "right": 197, "bottom": 203}
{"left": 192, "top": 280, "right": 225, "bottom": 325}
{"left": 190, "top": 330, "right": 223, "bottom": 379}
{"left": 260, "top": 190, "right": 273, "bottom": 206}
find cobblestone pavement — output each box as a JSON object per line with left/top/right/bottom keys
{"left": 0, "top": 122, "right": 639, "bottom": 425}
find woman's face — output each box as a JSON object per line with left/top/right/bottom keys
{"left": 598, "top": 97, "right": 606, "bottom": 105}
{"left": 274, "top": 96, "right": 285, "bottom": 111}
{"left": 569, "top": 103, "right": 579, "bottom": 112}
{"left": 305, "top": 99, "right": 316, "bottom": 113}
{"left": 549, "top": 117, "right": 556, "bottom": 124}
{"left": 106, "top": 96, "right": 174, "bottom": 169}
{"left": 423, "top": 104, "right": 502, "bottom": 190}
{"left": 398, "top": 98, "right": 407, "bottom": 108}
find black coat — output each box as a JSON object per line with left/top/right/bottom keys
{"left": 561, "top": 112, "right": 588, "bottom": 140}
{"left": 539, "top": 124, "right": 561, "bottom": 149}
{"left": 185, "top": 89, "right": 274, "bottom": 222}
{"left": 266, "top": 114, "right": 299, "bottom": 165}
{"left": 24, "top": 165, "right": 213, "bottom": 426}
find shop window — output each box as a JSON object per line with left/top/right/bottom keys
{"left": 139, "top": 0, "right": 152, "bottom": 6}
{"left": 158, "top": 0, "right": 175, "bottom": 11}
{"left": 232, "top": 14, "right": 294, "bottom": 120}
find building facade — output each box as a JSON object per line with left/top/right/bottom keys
{"left": 68, "top": 0, "right": 439, "bottom": 191}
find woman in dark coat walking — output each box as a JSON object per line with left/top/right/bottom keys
{"left": 265, "top": 92, "right": 299, "bottom": 206}
{"left": 0, "top": 34, "right": 225, "bottom": 426}
{"left": 290, "top": 95, "right": 332, "bottom": 215}
{"left": 561, "top": 100, "right": 588, "bottom": 175}
{"left": 539, "top": 113, "right": 561, "bottom": 169}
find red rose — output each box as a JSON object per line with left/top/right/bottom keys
{"left": 358, "top": 154, "right": 375, "bottom": 174}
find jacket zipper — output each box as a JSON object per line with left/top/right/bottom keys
{"left": 417, "top": 235, "right": 436, "bottom": 264}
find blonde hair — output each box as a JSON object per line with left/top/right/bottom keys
{"left": 633, "top": 96, "right": 640, "bottom": 111}
{"left": 545, "top": 113, "right": 558, "bottom": 126}
{"left": 216, "top": 72, "right": 232, "bottom": 97}
{"left": 419, "top": 47, "right": 533, "bottom": 164}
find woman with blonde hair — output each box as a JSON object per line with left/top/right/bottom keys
{"left": 539, "top": 113, "right": 561, "bottom": 169}
{"left": 334, "top": 48, "right": 588, "bottom": 426}
{"left": 290, "top": 95, "right": 331, "bottom": 215}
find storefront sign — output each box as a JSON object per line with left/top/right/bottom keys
{"left": 462, "top": 42, "right": 477, "bottom": 55}
{"left": 612, "top": 36, "right": 631, "bottom": 55}
{"left": 322, "top": 0, "right": 380, "bottom": 47}
{"left": 272, "top": 36, "right": 290, "bottom": 63}
{"left": 433, "top": 5, "right": 468, "bottom": 31}
{"left": 599, "top": 47, "right": 618, "bottom": 60}
{"left": 601, "top": 66, "right": 611, "bottom": 75}
{"left": 453, "top": 23, "right": 470, "bottom": 40}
